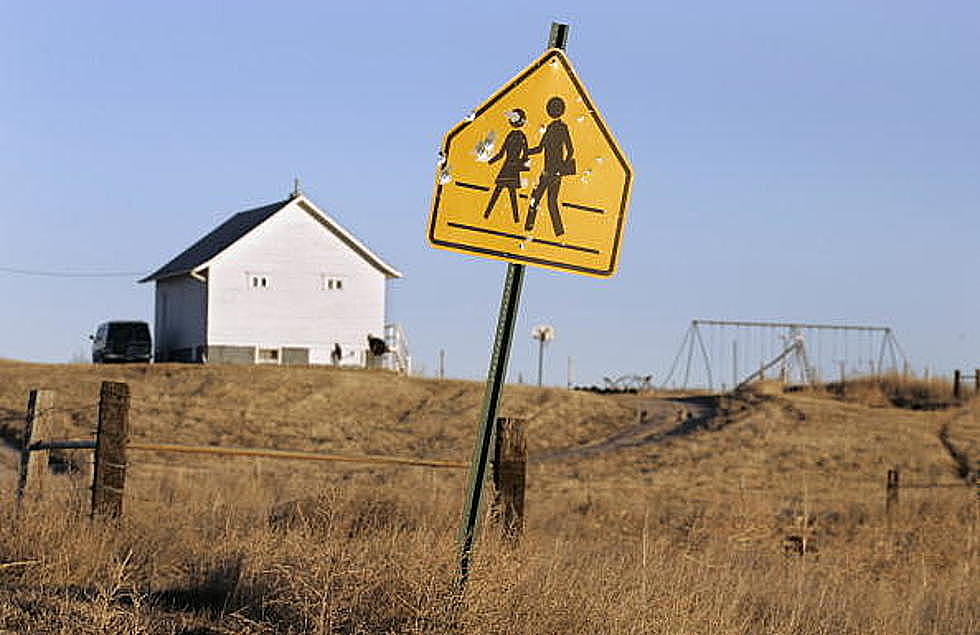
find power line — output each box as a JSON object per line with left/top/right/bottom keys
{"left": 0, "top": 266, "right": 146, "bottom": 278}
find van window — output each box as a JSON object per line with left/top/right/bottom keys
{"left": 108, "top": 322, "right": 151, "bottom": 342}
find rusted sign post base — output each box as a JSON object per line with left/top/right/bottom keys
{"left": 92, "top": 381, "right": 130, "bottom": 519}
{"left": 492, "top": 417, "right": 526, "bottom": 539}
{"left": 16, "top": 390, "right": 54, "bottom": 505}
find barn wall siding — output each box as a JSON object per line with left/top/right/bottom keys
{"left": 155, "top": 275, "right": 207, "bottom": 361}
{"left": 205, "top": 202, "right": 387, "bottom": 364}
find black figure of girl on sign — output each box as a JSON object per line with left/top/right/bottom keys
{"left": 525, "top": 96, "right": 574, "bottom": 237}
{"left": 482, "top": 108, "right": 529, "bottom": 222}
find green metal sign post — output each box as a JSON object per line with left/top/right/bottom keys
{"left": 456, "top": 22, "right": 570, "bottom": 586}
{"left": 457, "top": 261, "right": 524, "bottom": 583}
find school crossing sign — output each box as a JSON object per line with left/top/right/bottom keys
{"left": 428, "top": 48, "right": 632, "bottom": 278}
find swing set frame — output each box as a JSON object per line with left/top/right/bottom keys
{"left": 663, "top": 319, "right": 908, "bottom": 391}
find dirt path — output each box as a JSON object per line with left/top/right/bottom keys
{"left": 531, "top": 396, "right": 718, "bottom": 463}
{"left": 939, "top": 409, "right": 978, "bottom": 485}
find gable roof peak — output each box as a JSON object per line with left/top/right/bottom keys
{"left": 140, "top": 194, "right": 401, "bottom": 283}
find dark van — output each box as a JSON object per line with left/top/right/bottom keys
{"left": 91, "top": 321, "right": 152, "bottom": 363}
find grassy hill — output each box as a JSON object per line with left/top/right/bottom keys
{"left": 0, "top": 360, "right": 975, "bottom": 633}
{"left": 0, "top": 360, "right": 636, "bottom": 455}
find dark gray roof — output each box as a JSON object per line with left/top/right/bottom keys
{"left": 140, "top": 198, "right": 291, "bottom": 282}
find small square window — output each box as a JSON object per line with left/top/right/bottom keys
{"left": 322, "top": 276, "right": 345, "bottom": 291}
{"left": 248, "top": 274, "right": 271, "bottom": 290}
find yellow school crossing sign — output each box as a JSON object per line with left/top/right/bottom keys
{"left": 428, "top": 48, "right": 632, "bottom": 278}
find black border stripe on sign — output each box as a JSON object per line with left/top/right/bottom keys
{"left": 430, "top": 238, "right": 603, "bottom": 275}
{"left": 447, "top": 222, "right": 525, "bottom": 241}
{"left": 561, "top": 201, "right": 604, "bottom": 214}
{"left": 446, "top": 222, "right": 599, "bottom": 255}
{"left": 533, "top": 238, "right": 599, "bottom": 254}
{"left": 454, "top": 181, "right": 490, "bottom": 192}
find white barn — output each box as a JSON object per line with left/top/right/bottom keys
{"left": 140, "top": 192, "right": 406, "bottom": 368}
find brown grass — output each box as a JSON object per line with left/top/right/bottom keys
{"left": 823, "top": 373, "right": 965, "bottom": 410}
{"left": 0, "top": 361, "right": 976, "bottom": 633}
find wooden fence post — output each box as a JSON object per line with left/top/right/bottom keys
{"left": 974, "top": 368, "right": 979, "bottom": 394}
{"left": 16, "top": 390, "right": 54, "bottom": 504}
{"left": 886, "top": 467, "right": 899, "bottom": 516}
{"left": 953, "top": 370, "right": 961, "bottom": 399}
{"left": 492, "top": 417, "right": 526, "bottom": 539}
{"left": 91, "top": 381, "right": 130, "bottom": 519}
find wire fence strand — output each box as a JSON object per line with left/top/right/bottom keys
{"left": 126, "top": 442, "right": 468, "bottom": 470}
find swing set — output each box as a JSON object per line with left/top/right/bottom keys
{"left": 662, "top": 319, "right": 908, "bottom": 391}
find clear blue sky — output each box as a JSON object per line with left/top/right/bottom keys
{"left": 1, "top": 1, "right": 977, "bottom": 385}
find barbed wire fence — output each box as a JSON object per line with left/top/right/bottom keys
{"left": 10, "top": 382, "right": 978, "bottom": 536}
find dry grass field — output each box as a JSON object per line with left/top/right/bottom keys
{"left": 0, "top": 360, "right": 976, "bottom": 634}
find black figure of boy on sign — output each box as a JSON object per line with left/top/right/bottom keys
{"left": 525, "top": 96, "right": 575, "bottom": 237}
{"left": 482, "top": 108, "right": 529, "bottom": 222}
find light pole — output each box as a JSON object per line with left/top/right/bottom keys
{"left": 531, "top": 325, "right": 555, "bottom": 387}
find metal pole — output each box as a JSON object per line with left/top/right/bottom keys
{"left": 693, "top": 323, "right": 713, "bottom": 391}
{"left": 537, "top": 336, "right": 545, "bottom": 387}
{"left": 692, "top": 319, "right": 891, "bottom": 332}
{"left": 457, "top": 262, "right": 525, "bottom": 582}
{"left": 682, "top": 323, "right": 695, "bottom": 388}
{"left": 662, "top": 326, "right": 690, "bottom": 388}
{"left": 876, "top": 331, "right": 889, "bottom": 376}
{"left": 732, "top": 340, "right": 738, "bottom": 390}
{"left": 888, "top": 332, "right": 900, "bottom": 372}
{"left": 735, "top": 341, "right": 800, "bottom": 392}
{"left": 439, "top": 349, "right": 445, "bottom": 379}
{"left": 567, "top": 355, "right": 573, "bottom": 389}
{"left": 549, "top": 21, "right": 569, "bottom": 50}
